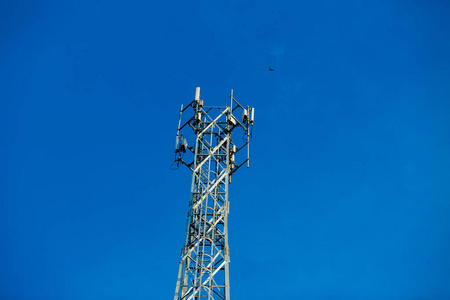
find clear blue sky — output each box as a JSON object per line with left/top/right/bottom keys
{"left": 1, "top": 1, "right": 450, "bottom": 299}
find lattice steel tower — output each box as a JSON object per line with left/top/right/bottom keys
{"left": 172, "top": 87, "right": 254, "bottom": 300}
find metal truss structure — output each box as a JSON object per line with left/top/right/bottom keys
{"left": 173, "top": 87, "right": 254, "bottom": 300}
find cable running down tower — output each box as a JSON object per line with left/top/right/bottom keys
{"left": 173, "top": 87, "right": 254, "bottom": 300}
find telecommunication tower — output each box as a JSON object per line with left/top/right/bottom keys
{"left": 172, "top": 87, "right": 254, "bottom": 300}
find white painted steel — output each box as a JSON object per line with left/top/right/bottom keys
{"left": 173, "top": 88, "right": 253, "bottom": 300}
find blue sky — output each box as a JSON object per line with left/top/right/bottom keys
{"left": 1, "top": 1, "right": 450, "bottom": 299}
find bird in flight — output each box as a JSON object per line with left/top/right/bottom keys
{"left": 269, "top": 67, "right": 274, "bottom": 71}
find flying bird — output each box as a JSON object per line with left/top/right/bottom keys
{"left": 269, "top": 67, "right": 274, "bottom": 71}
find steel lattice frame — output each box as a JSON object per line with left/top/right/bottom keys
{"left": 173, "top": 88, "right": 253, "bottom": 300}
